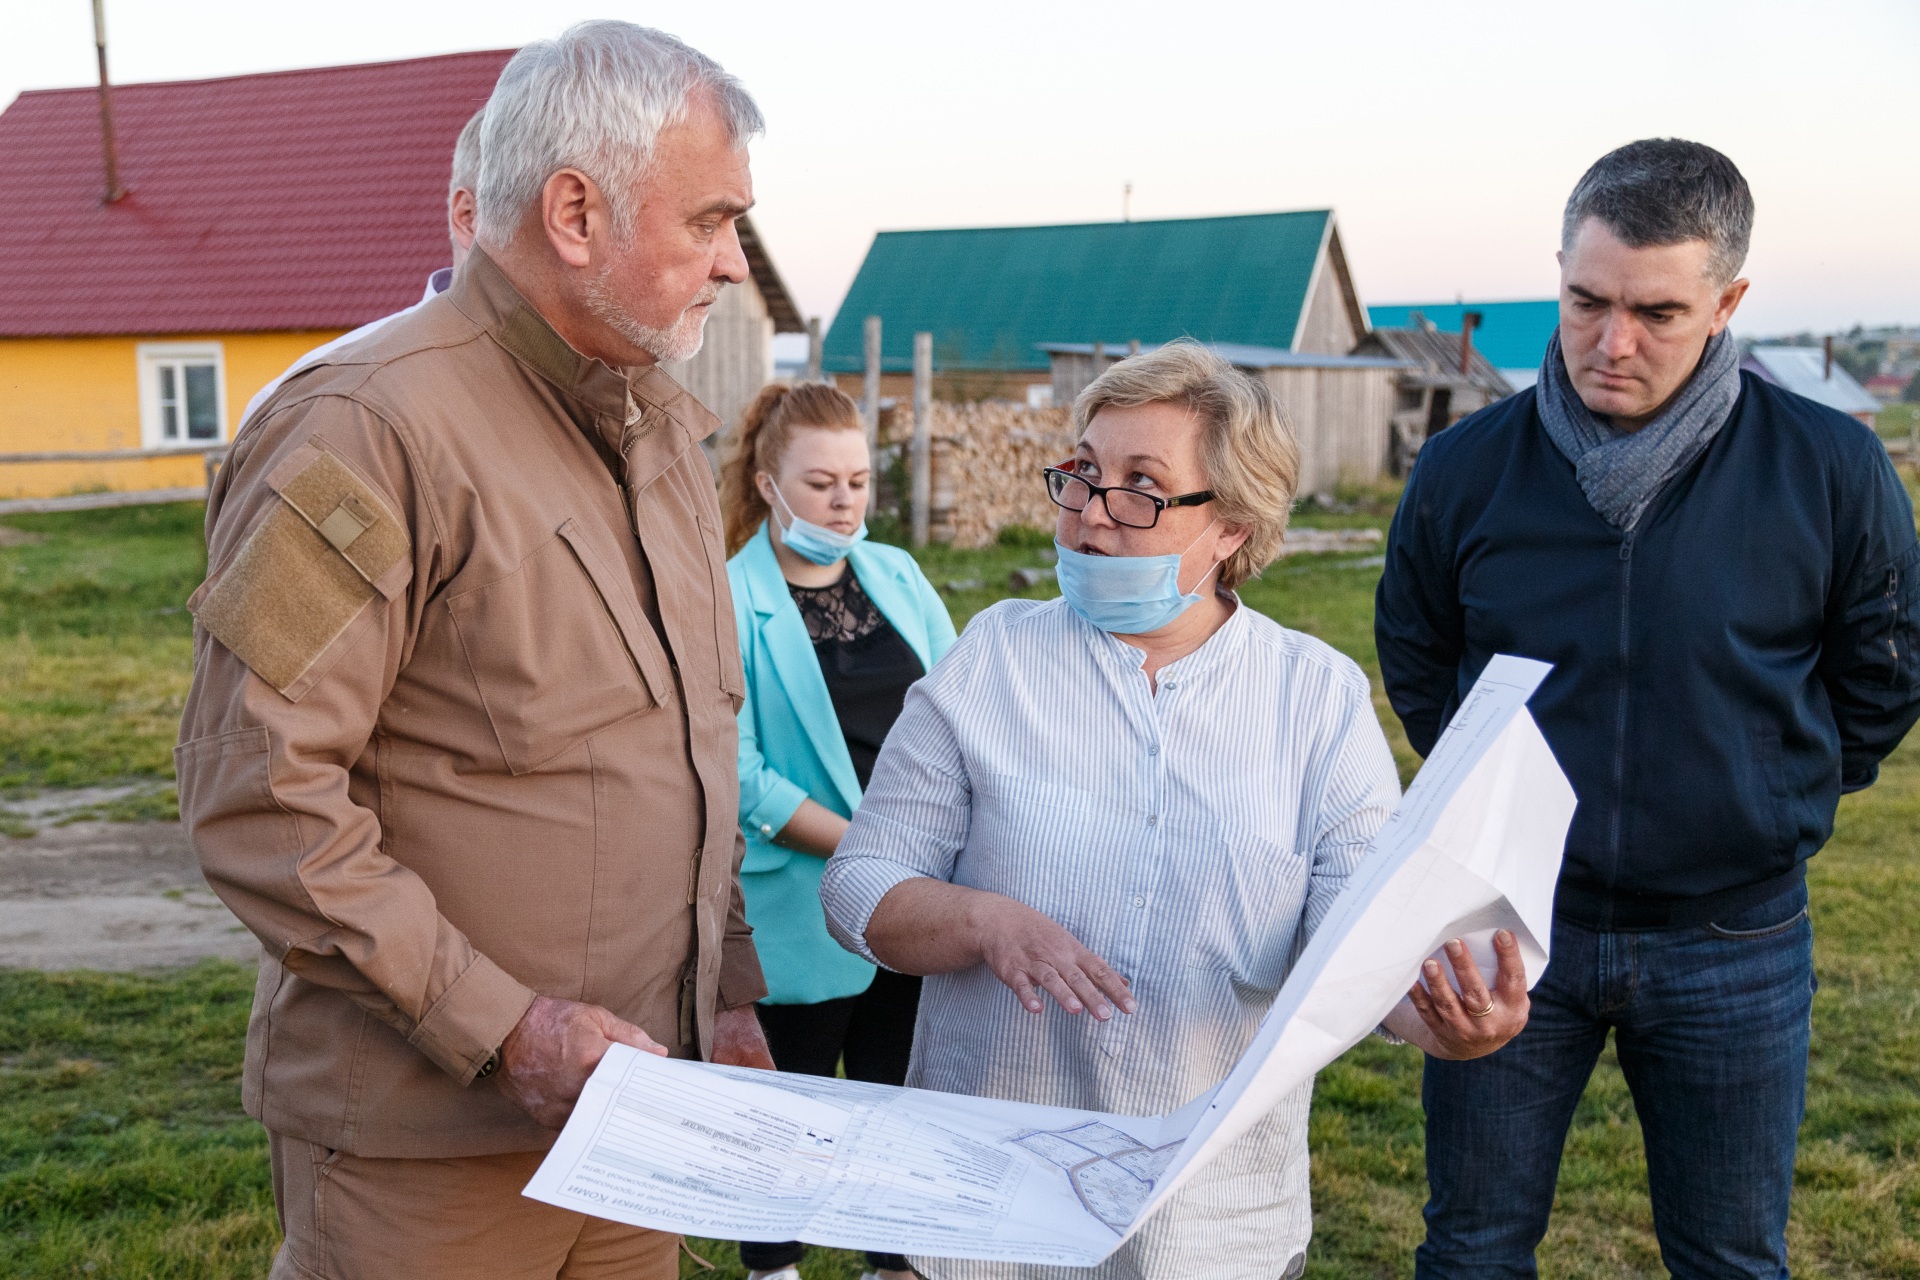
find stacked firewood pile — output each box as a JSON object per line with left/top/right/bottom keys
{"left": 871, "top": 402, "right": 1395, "bottom": 559}
{"left": 879, "top": 402, "right": 1075, "bottom": 548}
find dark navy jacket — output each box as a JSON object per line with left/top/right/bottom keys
{"left": 1377, "top": 373, "right": 1920, "bottom": 929}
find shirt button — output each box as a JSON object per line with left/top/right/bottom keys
{"left": 1133, "top": 895, "right": 1147, "bottom": 908}
{"left": 1148, "top": 745, "right": 1159, "bottom": 757}
{"left": 1146, "top": 814, "right": 1158, "bottom": 827}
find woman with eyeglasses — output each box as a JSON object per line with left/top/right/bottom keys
{"left": 820, "top": 343, "right": 1530, "bottom": 1280}
{"left": 718, "top": 381, "right": 956, "bottom": 1280}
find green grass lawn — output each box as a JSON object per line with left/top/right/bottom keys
{"left": 1874, "top": 403, "right": 1918, "bottom": 446}
{"left": 0, "top": 503, "right": 202, "bottom": 797}
{"left": 3, "top": 492, "right": 1918, "bottom": 1277}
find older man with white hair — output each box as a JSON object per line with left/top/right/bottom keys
{"left": 177, "top": 22, "right": 775, "bottom": 1279}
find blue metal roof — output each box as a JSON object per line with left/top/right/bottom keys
{"left": 823, "top": 211, "right": 1335, "bottom": 374}
{"left": 1366, "top": 299, "right": 1560, "bottom": 373}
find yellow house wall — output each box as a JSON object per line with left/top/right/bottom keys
{"left": 0, "top": 330, "right": 346, "bottom": 499}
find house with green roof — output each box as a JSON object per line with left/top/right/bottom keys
{"left": 822, "top": 210, "right": 1368, "bottom": 401}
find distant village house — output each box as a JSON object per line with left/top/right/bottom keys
{"left": 1366, "top": 299, "right": 1559, "bottom": 391}
{"left": 822, "top": 210, "right": 1368, "bottom": 401}
{"left": 1742, "top": 346, "right": 1881, "bottom": 429}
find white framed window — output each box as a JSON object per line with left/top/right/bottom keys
{"left": 136, "top": 342, "right": 227, "bottom": 448}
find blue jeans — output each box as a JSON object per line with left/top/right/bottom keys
{"left": 1417, "top": 882, "right": 1814, "bottom": 1280}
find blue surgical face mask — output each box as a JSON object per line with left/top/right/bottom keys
{"left": 767, "top": 481, "right": 868, "bottom": 567}
{"left": 1053, "top": 522, "right": 1222, "bottom": 635}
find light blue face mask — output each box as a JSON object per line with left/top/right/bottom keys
{"left": 768, "top": 482, "right": 868, "bottom": 567}
{"left": 1053, "top": 522, "right": 1221, "bottom": 635}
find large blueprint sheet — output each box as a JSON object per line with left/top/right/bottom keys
{"left": 523, "top": 655, "right": 1576, "bottom": 1265}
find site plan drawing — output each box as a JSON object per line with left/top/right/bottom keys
{"left": 523, "top": 654, "right": 1578, "bottom": 1266}
{"left": 1010, "top": 1122, "right": 1182, "bottom": 1230}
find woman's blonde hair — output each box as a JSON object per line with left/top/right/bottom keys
{"left": 1071, "top": 341, "right": 1299, "bottom": 590}
{"left": 719, "top": 381, "right": 866, "bottom": 556}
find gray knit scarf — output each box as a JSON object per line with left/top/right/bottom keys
{"left": 1535, "top": 327, "right": 1742, "bottom": 533}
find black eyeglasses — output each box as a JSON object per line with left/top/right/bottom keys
{"left": 1041, "top": 466, "right": 1215, "bottom": 530}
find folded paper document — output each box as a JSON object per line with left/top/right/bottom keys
{"left": 524, "top": 654, "right": 1576, "bottom": 1265}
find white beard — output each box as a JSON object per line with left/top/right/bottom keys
{"left": 585, "top": 273, "right": 721, "bottom": 364}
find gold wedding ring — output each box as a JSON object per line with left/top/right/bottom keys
{"left": 1467, "top": 998, "right": 1496, "bottom": 1018}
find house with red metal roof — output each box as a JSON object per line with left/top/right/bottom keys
{"left": 0, "top": 49, "right": 802, "bottom": 500}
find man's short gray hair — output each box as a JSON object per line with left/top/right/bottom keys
{"left": 475, "top": 21, "right": 762, "bottom": 249}
{"left": 449, "top": 109, "right": 485, "bottom": 194}
{"left": 1562, "top": 138, "right": 1754, "bottom": 287}
{"left": 1072, "top": 341, "right": 1299, "bottom": 591}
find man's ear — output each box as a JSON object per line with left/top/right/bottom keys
{"left": 539, "top": 169, "right": 606, "bottom": 270}
{"left": 448, "top": 189, "right": 478, "bottom": 252}
{"left": 1709, "top": 277, "right": 1751, "bottom": 337}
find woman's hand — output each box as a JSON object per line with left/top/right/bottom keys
{"left": 864, "top": 879, "right": 1136, "bottom": 1019}
{"left": 967, "top": 893, "right": 1137, "bottom": 1020}
{"left": 1385, "top": 929, "right": 1531, "bottom": 1060}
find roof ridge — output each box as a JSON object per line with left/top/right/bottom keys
{"left": 869, "top": 208, "right": 1333, "bottom": 238}
{"left": 13, "top": 47, "right": 518, "bottom": 100}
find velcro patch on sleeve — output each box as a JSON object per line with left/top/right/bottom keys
{"left": 193, "top": 446, "right": 411, "bottom": 698}
{"left": 272, "top": 449, "right": 409, "bottom": 592}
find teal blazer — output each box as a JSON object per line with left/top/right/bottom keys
{"left": 730, "top": 522, "right": 956, "bottom": 1004}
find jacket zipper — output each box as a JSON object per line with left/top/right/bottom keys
{"left": 1606, "top": 534, "right": 1634, "bottom": 923}
{"left": 1887, "top": 567, "right": 1902, "bottom": 677}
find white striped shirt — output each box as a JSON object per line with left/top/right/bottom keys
{"left": 820, "top": 595, "right": 1401, "bottom": 1280}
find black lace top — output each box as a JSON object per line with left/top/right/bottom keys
{"left": 787, "top": 569, "right": 925, "bottom": 789}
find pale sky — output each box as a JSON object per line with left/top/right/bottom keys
{"left": 6, "top": 0, "right": 1916, "bottom": 348}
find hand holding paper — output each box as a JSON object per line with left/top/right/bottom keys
{"left": 1384, "top": 928, "right": 1534, "bottom": 1058}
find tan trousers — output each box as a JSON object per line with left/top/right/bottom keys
{"left": 268, "top": 1133, "right": 682, "bottom": 1280}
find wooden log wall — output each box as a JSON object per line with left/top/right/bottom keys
{"left": 1255, "top": 365, "right": 1396, "bottom": 495}
{"left": 880, "top": 401, "right": 1074, "bottom": 548}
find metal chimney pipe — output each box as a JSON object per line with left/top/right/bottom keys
{"left": 1458, "top": 311, "right": 1483, "bottom": 376}
{"left": 93, "top": 0, "right": 126, "bottom": 204}
{"left": 1824, "top": 335, "right": 1833, "bottom": 380}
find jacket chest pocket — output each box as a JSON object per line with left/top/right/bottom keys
{"left": 632, "top": 470, "right": 746, "bottom": 706}
{"left": 446, "top": 519, "right": 675, "bottom": 775}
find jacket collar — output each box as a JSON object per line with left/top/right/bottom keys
{"left": 737, "top": 522, "right": 936, "bottom": 670}
{"left": 739, "top": 523, "right": 860, "bottom": 810}
{"left": 448, "top": 248, "right": 719, "bottom": 490}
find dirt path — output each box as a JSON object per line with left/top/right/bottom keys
{"left": 0, "top": 789, "right": 256, "bottom": 970}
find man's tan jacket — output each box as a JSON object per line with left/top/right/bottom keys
{"left": 176, "top": 250, "right": 766, "bottom": 1159}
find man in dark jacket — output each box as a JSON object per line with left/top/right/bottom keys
{"left": 1377, "top": 138, "right": 1920, "bottom": 1279}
